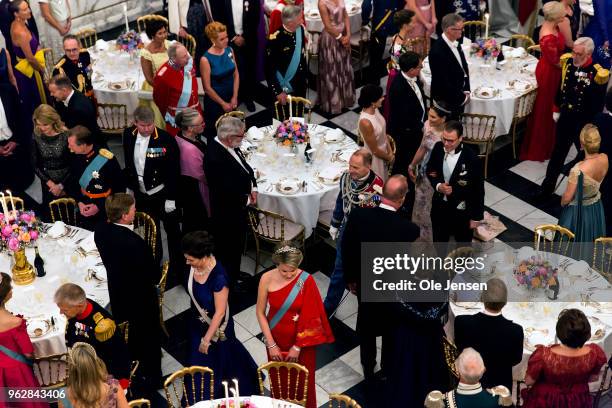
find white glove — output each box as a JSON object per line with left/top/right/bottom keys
{"left": 164, "top": 200, "right": 176, "bottom": 213}
{"left": 329, "top": 226, "right": 338, "bottom": 240}
{"left": 126, "top": 188, "right": 133, "bottom": 196}
{"left": 553, "top": 112, "right": 560, "bottom": 122}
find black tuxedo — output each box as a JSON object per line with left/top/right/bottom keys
{"left": 205, "top": 139, "right": 257, "bottom": 282}
{"left": 428, "top": 36, "right": 470, "bottom": 114}
{"left": 94, "top": 222, "right": 162, "bottom": 391}
{"left": 426, "top": 142, "right": 484, "bottom": 242}
{"left": 593, "top": 112, "right": 612, "bottom": 234}
{"left": 187, "top": 0, "right": 223, "bottom": 69}
{"left": 454, "top": 312, "right": 524, "bottom": 390}
{"left": 55, "top": 90, "right": 100, "bottom": 139}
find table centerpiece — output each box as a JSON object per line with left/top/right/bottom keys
{"left": 513, "top": 255, "right": 560, "bottom": 300}
{"left": 0, "top": 201, "right": 41, "bottom": 285}
{"left": 470, "top": 38, "right": 500, "bottom": 63}
{"left": 116, "top": 30, "right": 144, "bottom": 62}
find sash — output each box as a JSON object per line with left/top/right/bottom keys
{"left": 187, "top": 267, "right": 229, "bottom": 342}
{"left": 78, "top": 154, "right": 109, "bottom": 190}
{"left": 275, "top": 26, "right": 302, "bottom": 93}
{"left": 165, "top": 57, "right": 195, "bottom": 127}
{"left": 15, "top": 50, "right": 47, "bottom": 105}
{"left": 58, "top": 388, "right": 73, "bottom": 408}
{"left": 269, "top": 270, "right": 309, "bottom": 330}
{"left": 0, "top": 344, "right": 33, "bottom": 366}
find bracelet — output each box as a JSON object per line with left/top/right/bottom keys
{"left": 335, "top": 33, "right": 342, "bottom": 40}
{"left": 291, "top": 345, "right": 301, "bottom": 352}
{"left": 267, "top": 343, "right": 278, "bottom": 349}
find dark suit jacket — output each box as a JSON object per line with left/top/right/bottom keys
{"left": 429, "top": 36, "right": 470, "bottom": 110}
{"left": 426, "top": 142, "right": 484, "bottom": 222}
{"left": 122, "top": 126, "right": 180, "bottom": 200}
{"left": 187, "top": 0, "right": 224, "bottom": 64}
{"left": 55, "top": 90, "right": 100, "bottom": 135}
{"left": 454, "top": 312, "right": 524, "bottom": 390}
{"left": 223, "top": 0, "right": 260, "bottom": 41}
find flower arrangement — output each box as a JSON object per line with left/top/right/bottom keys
{"left": 0, "top": 210, "right": 41, "bottom": 252}
{"left": 275, "top": 120, "right": 308, "bottom": 146}
{"left": 213, "top": 402, "right": 256, "bottom": 408}
{"left": 513, "top": 256, "right": 559, "bottom": 290}
{"left": 470, "top": 38, "right": 500, "bottom": 61}
{"left": 115, "top": 30, "right": 144, "bottom": 52}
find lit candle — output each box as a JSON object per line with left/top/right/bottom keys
{"left": 0, "top": 192, "right": 9, "bottom": 220}
{"left": 484, "top": 13, "right": 489, "bottom": 39}
{"left": 6, "top": 190, "right": 15, "bottom": 214}
{"left": 123, "top": 3, "right": 130, "bottom": 33}
{"left": 222, "top": 381, "right": 229, "bottom": 408}
{"left": 230, "top": 387, "right": 239, "bottom": 408}
{"left": 288, "top": 95, "right": 293, "bottom": 119}
{"left": 232, "top": 379, "right": 240, "bottom": 401}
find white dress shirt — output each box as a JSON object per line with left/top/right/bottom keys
{"left": 134, "top": 133, "right": 165, "bottom": 195}
{"left": 114, "top": 222, "right": 134, "bottom": 231}
{"left": 0, "top": 96, "right": 12, "bottom": 141}
{"left": 214, "top": 137, "right": 256, "bottom": 204}
{"left": 232, "top": 0, "right": 244, "bottom": 35}
{"left": 63, "top": 90, "right": 74, "bottom": 107}
{"left": 379, "top": 203, "right": 397, "bottom": 212}
{"left": 442, "top": 33, "right": 465, "bottom": 73}
{"left": 482, "top": 309, "right": 502, "bottom": 317}
{"left": 401, "top": 71, "right": 424, "bottom": 119}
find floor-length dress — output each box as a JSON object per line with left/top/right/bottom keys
{"left": 203, "top": 47, "right": 235, "bottom": 141}
{"left": 140, "top": 40, "right": 171, "bottom": 129}
{"left": 176, "top": 132, "right": 209, "bottom": 233}
{"left": 317, "top": 0, "right": 355, "bottom": 114}
{"left": 520, "top": 31, "right": 565, "bottom": 162}
{"left": 408, "top": 0, "right": 434, "bottom": 38}
{"left": 187, "top": 264, "right": 258, "bottom": 401}
{"left": 359, "top": 110, "right": 389, "bottom": 181}
{"left": 267, "top": 272, "right": 334, "bottom": 408}
{"left": 0, "top": 320, "right": 48, "bottom": 408}
{"left": 383, "top": 38, "right": 406, "bottom": 121}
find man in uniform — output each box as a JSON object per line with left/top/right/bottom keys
{"left": 265, "top": 5, "right": 307, "bottom": 104}
{"left": 52, "top": 34, "right": 94, "bottom": 101}
{"left": 268, "top": 0, "right": 303, "bottom": 35}
{"left": 66, "top": 125, "right": 125, "bottom": 230}
{"left": 361, "top": 0, "right": 402, "bottom": 84}
{"left": 153, "top": 43, "right": 202, "bottom": 136}
{"left": 54, "top": 283, "right": 131, "bottom": 390}
{"left": 539, "top": 37, "right": 609, "bottom": 198}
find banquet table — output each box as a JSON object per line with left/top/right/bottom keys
{"left": 193, "top": 396, "right": 302, "bottom": 408}
{"left": 243, "top": 123, "right": 358, "bottom": 238}
{"left": 3, "top": 224, "right": 109, "bottom": 358}
{"left": 421, "top": 47, "right": 539, "bottom": 137}
{"left": 446, "top": 245, "right": 612, "bottom": 382}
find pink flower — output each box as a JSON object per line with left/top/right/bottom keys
{"left": 30, "top": 230, "right": 38, "bottom": 240}
{"left": 8, "top": 237, "right": 19, "bottom": 251}
{"left": 1, "top": 225, "right": 12, "bottom": 237}
{"left": 20, "top": 213, "right": 31, "bottom": 222}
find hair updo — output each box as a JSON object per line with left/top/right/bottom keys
{"left": 579, "top": 124, "right": 601, "bottom": 154}
{"left": 358, "top": 84, "right": 383, "bottom": 109}
{"left": 271, "top": 242, "right": 303, "bottom": 268}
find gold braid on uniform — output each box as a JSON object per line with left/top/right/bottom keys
{"left": 594, "top": 64, "right": 611, "bottom": 85}
{"left": 340, "top": 172, "right": 377, "bottom": 214}
{"left": 424, "top": 390, "right": 446, "bottom": 408}
{"left": 93, "top": 312, "right": 116, "bottom": 342}
{"left": 99, "top": 148, "right": 114, "bottom": 159}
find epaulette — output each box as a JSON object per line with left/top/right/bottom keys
{"left": 424, "top": 390, "right": 446, "bottom": 408}
{"left": 98, "top": 148, "right": 114, "bottom": 159}
{"left": 487, "top": 385, "right": 512, "bottom": 407}
{"left": 157, "top": 66, "right": 167, "bottom": 76}
{"left": 80, "top": 48, "right": 88, "bottom": 53}
{"left": 53, "top": 57, "right": 66, "bottom": 70}
{"left": 373, "top": 184, "right": 383, "bottom": 194}
{"left": 594, "top": 64, "right": 610, "bottom": 85}
{"left": 559, "top": 52, "right": 572, "bottom": 66}
{"left": 269, "top": 30, "right": 279, "bottom": 40}
{"left": 92, "top": 312, "right": 116, "bottom": 342}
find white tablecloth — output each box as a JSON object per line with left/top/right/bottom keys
{"left": 421, "top": 49, "right": 539, "bottom": 137}
{"left": 244, "top": 124, "right": 358, "bottom": 237}
{"left": 4, "top": 225, "right": 108, "bottom": 358}
{"left": 193, "top": 396, "right": 302, "bottom": 408}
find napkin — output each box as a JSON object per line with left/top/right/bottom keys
{"left": 48, "top": 221, "right": 66, "bottom": 238}
{"left": 514, "top": 81, "right": 532, "bottom": 91}
{"left": 325, "top": 128, "right": 344, "bottom": 142}
{"left": 95, "top": 39, "right": 109, "bottom": 51}
{"left": 246, "top": 126, "right": 264, "bottom": 141}
{"left": 320, "top": 166, "right": 342, "bottom": 180}
{"left": 79, "top": 233, "right": 97, "bottom": 253}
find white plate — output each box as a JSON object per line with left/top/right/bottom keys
{"left": 277, "top": 178, "right": 301, "bottom": 195}
{"left": 589, "top": 316, "right": 607, "bottom": 341}
{"left": 47, "top": 225, "right": 69, "bottom": 239}
{"left": 509, "top": 80, "right": 532, "bottom": 91}
{"left": 324, "top": 131, "right": 345, "bottom": 143}
{"left": 108, "top": 81, "right": 128, "bottom": 91}
{"left": 475, "top": 87, "right": 496, "bottom": 99}
{"left": 317, "top": 174, "right": 341, "bottom": 185}
{"left": 27, "top": 318, "right": 50, "bottom": 338}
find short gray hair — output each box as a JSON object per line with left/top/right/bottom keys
{"left": 352, "top": 148, "right": 373, "bottom": 167}
{"left": 281, "top": 5, "right": 302, "bottom": 24}
{"left": 167, "top": 42, "right": 185, "bottom": 60}
{"left": 133, "top": 105, "right": 155, "bottom": 123}
{"left": 217, "top": 116, "right": 245, "bottom": 140}
{"left": 481, "top": 278, "right": 508, "bottom": 311}
{"left": 54, "top": 283, "right": 87, "bottom": 306}
{"left": 442, "top": 13, "right": 464, "bottom": 31}
{"left": 175, "top": 108, "right": 201, "bottom": 130}
{"left": 574, "top": 37, "right": 595, "bottom": 55}
{"left": 455, "top": 348, "right": 485, "bottom": 383}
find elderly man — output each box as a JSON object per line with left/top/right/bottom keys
{"left": 323, "top": 149, "right": 383, "bottom": 316}
{"left": 265, "top": 5, "right": 307, "bottom": 103}
{"left": 428, "top": 13, "right": 470, "bottom": 116}
{"left": 204, "top": 116, "right": 257, "bottom": 291}
{"left": 454, "top": 278, "right": 524, "bottom": 391}
{"left": 48, "top": 75, "right": 100, "bottom": 139}
{"left": 54, "top": 283, "right": 131, "bottom": 390}
{"left": 425, "top": 348, "right": 512, "bottom": 408}
{"left": 539, "top": 37, "right": 609, "bottom": 198}
{"left": 52, "top": 34, "right": 94, "bottom": 100}
{"left": 153, "top": 43, "right": 202, "bottom": 136}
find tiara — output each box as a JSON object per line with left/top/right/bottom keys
{"left": 432, "top": 100, "right": 452, "bottom": 114}
{"left": 274, "top": 246, "right": 300, "bottom": 256}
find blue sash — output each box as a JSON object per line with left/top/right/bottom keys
{"left": 275, "top": 26, "right": 302, "bottom": 93}
{"left": 78, "top": 154, "right": 109, "bottom": 190}
{"left": 269, "top": 270, "right": 309, "bottom": 330}
{"left": 0, "top": 344, "right": 33, "bottom": 366}
{"left": 165, "top": 57, "right": 194, "bottom": 127}
{"left": 58, "top": 388, "right": 73, "bottom": 408}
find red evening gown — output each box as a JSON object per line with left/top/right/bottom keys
{"left": 0, "top": 319, "right": 48, "bottom": 408}
{"left": 267, "top": 273, "right": 335, "bottom": 408}
{"left": 522, "top": 344, "right": 607, "bottom": 408}
{"left": 520, "top": 31, "right": 566, "bottom": 161}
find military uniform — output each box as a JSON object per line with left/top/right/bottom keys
{"left": 52, "top": 50, "right": 94, "bottom": 99}
{"left": 264, "top": 26, "right": 307, "bottom": 99}
{"left": 541, "top": 54, "right": 609, "bottom": 195}
{"left": 361, "top": 0, "right": 402, "bottom": 83}
{"left": 425, "top": 383, "right": 512, "bottom": 408}
{"left": 65, "top": 299, "right": 131, "bottom": 386}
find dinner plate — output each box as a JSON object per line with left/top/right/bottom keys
{"left": 27, "top": 318, "right": 50, "bottom": 338}
{"left": 47, "top": 225, "right": 70, "bottom": 239}
{"left": 324, "top": 131, "right": 345, "bottom": 143}
{"left": 589, "top": 316, "right": 607, "bottom": 341}
{"left": 108, "top": 81, "right": 128, "bottom": 91}
{"left": 317, "top": 173, "right": 341, "bottom": 185}
{"left": 475, "top": 87, "right": 497, "bottom": 99}
{"left": 276, "top": 178, "right": 301, "bottom": 195}
{"left": 509, "top": 80, "right": 532, "bottom": 91}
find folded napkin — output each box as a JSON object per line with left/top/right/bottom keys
{"left": 509, "top": 47, "right": 527, "bottom": 58}
{"left": 462, "top": 37, "right": 472, "bottom": 47}
{"left": 48, "top": 221, "right": 66, "bottom": 238}
{"left": 246, "top": 126, "right": 264, "bottom": 141}
{"left": 320, "top": 166, "right": 343, "bottom": 180}
{"left": 79, "top": 233, "right": 97, "bottom": 252}
{"left": 95, "top": 39, "right": 109, "bottom": 51}
{"left": 514, "top": 81, "right": 532, "bottom": 91}
{"left": 325, "top": 128, "right": 344, "bottom": 142}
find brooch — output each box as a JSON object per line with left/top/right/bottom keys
{"left": 91, "top": 170, "right": 100, "bottom": 179}
{"left": 94, "top": 184, "right": 103, "bottom": 189}
{"left": 292, "top": 313, "right": 299, "bottom": 322}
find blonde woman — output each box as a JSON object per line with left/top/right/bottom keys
{"left": 58, "top": 342, "right": 129, "bottom": 408}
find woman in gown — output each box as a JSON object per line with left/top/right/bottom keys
{"left": 520, "top": 1, "right": 566, "bottom": 162}
{"left": 182, "top": 231, "right": 258, "bottom": 401}
{"left": 407, "top": 102, "right": 450, "bottom": 242}
{"left": 406, "top": 0, "right": 436, "bottom": 44}
{"left": 317, "top": 0, "right": 355, "bottom": 114}
{"left": 200, "top": 22, "right": 239, "bottom": 142}
{"left": 358, "top": 85, "right": 393, "bottom": 182}
{"left": 522, "top": 309, "right": 607, "bottom": 408}
{"left": 0, "top": 273, "right": 48, "bottom": 408}
{"left": 139, "top": 19, "right": 171, "bottom": 129}
{"left": 256, "top": 244, "right": 334, "bottom": 408}
{"left": 584, "top": 0, "right": 612, "bottom": 67}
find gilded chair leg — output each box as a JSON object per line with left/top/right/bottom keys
{"left": 254, "top": 238, "right": 261, "bottom": 275}
{"left": 512, "top": 124, "right": 517, "bottom": 159}
{"left": 160, "top": 316, "right": 169, "bottom": 337}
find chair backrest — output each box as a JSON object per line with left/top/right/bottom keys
{"left": 136, "top": 14, "right": 169, "bottom": 34}
{"left": 274, "top": 96, "right": 312, "bottom": 123}
{"left": 75, "top": 28, "right": 98, "bottom": 49}
{"left": 178, "top": 33, "right": 197, "bottom": 57}
{"left": 134, "top": 211, "right": 157, "bottom": 258}
{"left": 445, "top": 246, "right": 475, "bottom": 279}
{"left": 215, "top": 110, "right": 246, "bottom": 130}
{"left": 41, "top": 47, "right": 55, "bottom": 80}
{"left": 164, "top": 366, "right": 214, "bottom": 407}
{"left": 257, "top": 361, "right": 309, "bottom": 406}
{"left": 405, "top": 36, "right": 429, "bottom": 57}
{"left": 0, "top": 195, "right": 25, "bottom": 212}
{"left": 513, "top": 88, "right": 538, "bottom": 120}
{"left": 33, "top": 353, "right": 68, "bottom": 388}
{"left": 442, "top": 336, "right": 459, "bottom": 380}
{"left": 534, "top": 224, "right": 575, "bottom": 255}
{"left": 593, "top": 237, "right": 612, "bottom": 280}
{"left": 49, "top": 198, "right": 77, "bottom": 226}
{"left": 248, "top": 207, "right": 289, "bottom": 243}
{"left": 97, "top": 103, "right": 129, "bottom": 134}
{"left": 118, "top": 321, "right": 129, "bottom": 344}
{"left": 461, "top": 113, "right": 496, "bottom": 145}
{"left": 527, "top": 44, "right": 541, "bottom": 58}
{"left": 158, "top": 260, "right": 170, "bottom": 310}
{"left": 463, "top": 20, "right": 486, "bottom": 42}
{"left": 128, "top": 399, "right": 151, "bottom": 408}
{"left": 329, "top": 394, "right": 362, "bottom": 408}
{"left": 509, "top": 34, "right": 535, "bottom": 49}
{"left": 592, "top": 357, "right": 612, "bottom": 408}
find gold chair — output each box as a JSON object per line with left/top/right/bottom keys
{"left": 387, "top": 135, "right": 396, "bottom": 177}
{"left": 534, "top": 224, "right": 575, "bottom": 256}
{"left": 75, "top": 28, "right": 98, "bottom": 49}
{"left": 510, "top": 87, "right": 538, "bottom": 158}
{"left": 134, "top": 211, "right": 157, "bottom": 258}
{"left": 178, "top": 33, "right": 197, "bottom": 57}
{"left": 257, "top": 361, "right": 309, "bottom": 407}
{"left": 97, "top": 103, "right": 129, "bottom": 136}
{"left": 164, "top": 366, "right": 214, "bottom": 407}
{"left": 136, "top": 14, "right": 169, "bottom": 34}
{"left": 49, "top": 198, "right": 77, "bottom": 226}
{"left": 0, "top": 195, "right": 24, "bottom": 211}
{"left": 118, "top": 321, "right": 129, "bottom": 344}
{"left": 32, "top": 353, "right": 68, "bottom": 388}
{"left": 508, "top": 34, "right": 535, "bottom": 49}
{"left": 158, "top": 261, "right": 170, "bottom": 337}
{"left": 442, "top": 336, "right": 459, "bottom": 381}
{"left": 463, "top": 20, "right": 487, "bottom": 41}
{"left": 350, "top": 26, "right": 370, "bottom": 81}
{"left": 445, "top": 246, "right": 475, "bottom": 280}
{"left": 460, "top": 113, "right": 496, "bottom": 178}
{"left": 40, "top": 47, "right": 55, "bottom": 81}
{"left": 527, "top": 44, "right": 541, "bottom": 58}
{"left": 128, "top": 399, "right": 151, "bottom": 408}
{"left": 274, "top": 96, "right": 312, "bottom": 123}
{"left": 593, "top": 358, "right": 612, "bottom": 408}
{"left": 593, "top": 237, "right": 612, "bottom": 280}
{"left": 329, "top": 394, "right": 362, "bottom": 408}
{"left": 247, "top": 207, "right": 305, "bottom": 274}
{"left": 215, "top": 110, "right": 246, "bottom": 129}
